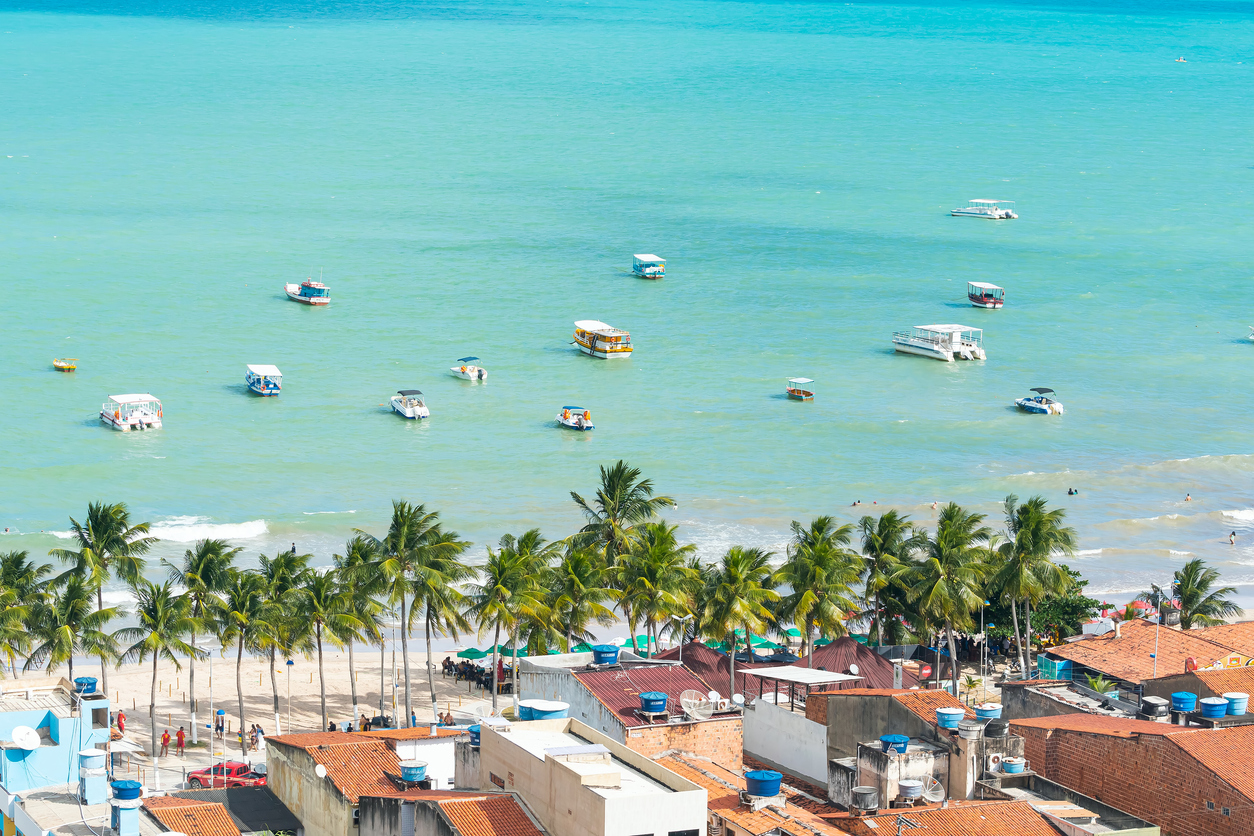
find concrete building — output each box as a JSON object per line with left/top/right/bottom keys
{"left": 359, "top": 788, "right": 546, "bottom": 836}
{"left": 1142, "top": 664, "right": 1254, "bottom": 704}
{"left": 999, "top": 678, "right": 1140, "bottom": 721}
{"left": 472, "top": 718, "right": 707, "bottom": 836}
{"left": 1012, "top": 713, "right": 1254, "bottom": 836}
{"left": 0, "top": 678, "right": 111, "bottom": 794}
{"left": 143, "top": 795, "right": 244, "bottom": 836}
{"left": 975, "top": 771, "right": 1159, "bottom": 835}
{"left": 2, "top": 784, "right": 164, "bottom": 836}
{"left": 519, "top": 656, "right": 742, "bottom": 769}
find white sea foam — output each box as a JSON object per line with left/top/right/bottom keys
{"left": 1222, "top": 509, "right": 1254, "bottom": 522}
{"left": 303, "top": 510, "right": 357, "bottom": 515}
{"left": 149, "top": 516, "right": 268, "bottom": 542}
{"left": 1075, "top": 549, "right": 1103, "bottom": 556}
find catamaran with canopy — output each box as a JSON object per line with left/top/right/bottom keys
{"left": 100, "top": 394, "right": 162, "bottom": 432}
{"left": 951, "top": 199, "right": 1017, "bottom": 219}
{"left": 892, "top": 325, "right": 986, "bottom": 362}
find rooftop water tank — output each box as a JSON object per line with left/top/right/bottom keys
{"left": 984, "top": 719, "right": 1009, "bottom": 738}
{"left": 592, "top": 645, "right": 620, "bottom": 665}
{"left": 528, "top": 700, "right": 569, "bottom": 719}
{"left": 851, "top": 786, "right": 879, "bottom": 812}
{"left": 1199, "top": 697, "right": 1229, "bottom": 719}
{"left": 744, "top": 769, "right": 782, "bottom": 798}
{"left": 1170, "top": 692, "right": 1197, "bottom": 712}
{"left": 1224, "top": 692, "right": 1248, "bottom": 716}
{"left": 974, "top": 702, "right": 1003, "bottom": 720}
{"left": 935, "top": 707, "right": 964, "bottom": 728}
{"left": 468, "top": 724, "right": 481, "bottom": 747}
{"left": 879, "top": 734, "right": 908, "bottom": 754}
{"left": 79, "top": 749, "right": 107, "bottom": 770}
{"left": 73, "top": 677, "right": 98, "bottom": 695}
{"left": 111, "top": 780, "right": 142, "bottom": 800}
{"left": 399, "top": 760, "right": 428, "bottom": 782}
{"left": 957, "top": 719, "right": 985, "bottom": 740}
{"left": 1001, "top": 756, "right": 1026, "bottom": 774}
{"left": 517, "top": 699, "right": 541, "bottom": 721}
{"left": 639, "top": 692, "right": 668, "bottom": 713}
{"left": 898, "top": 780, "right": 923, "bottom": 799}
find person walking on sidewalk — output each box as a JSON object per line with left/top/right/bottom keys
{"left": 160, "top": 729, "right": 170, "bottom": 758}
{"left": 176, "top": 727, "right": 186, "bottom": 756}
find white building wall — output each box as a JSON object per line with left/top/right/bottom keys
{"left": 393, "top": 737, "right": 458, "bottom": 790}
{"left": 743, "top": 696, "right": 828, "bottom": 786}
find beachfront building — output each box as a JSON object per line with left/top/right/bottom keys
{"left": 518, "top": 653, "right": 744, "bottom": 769}
{"left": 359, "top": 788, "right": 547, "bottom": 836}
{"left": 0, "top": 677, "right": 111, "bottom": 794}
{"left": 1143, "top": 665, "right": 1254, "bottom": 705}
{"left": 472, "top": 717, "right": 707, "bottom": 836}
{"left": 148, "top": 787, "right": 302, "bottom": 836}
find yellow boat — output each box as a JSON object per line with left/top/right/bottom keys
{"left": 53, "top": 358, "right": 78, "bottom": 372}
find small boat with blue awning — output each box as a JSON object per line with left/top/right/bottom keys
{"left": 1015, "top": 387, "right": 1064, "bottom": 415}
{"left": 450, "top": 357, "right": 487, "bottom": 381}
{"left": 246, "top": 364, "right": 282, "bottom": 396}
{"left": 556, "top": 406, "right": 593, "bottom": 431}
{"left": 391, "top": 390, "right": 429, "bottom": 420}
{"left": 285, "top": 278, "right": 330, "bottom": 306}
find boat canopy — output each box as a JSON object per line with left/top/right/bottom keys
{"left": 561, "top": 406, "right": 586, "bottom": 411}
{"left": 247, "top": 364, "right": 282, "bottom": 376}
{"left": 633, "top": 254, "right": 665, "bottom": 263}
{"left": 574, "top": 320, "right": 613, "bottom": 331}
{"left": 1030, "top": 387, "right": 1056, "bottom": 395}
{"left": 108, "top": 394, "right": 159, "bottom": 404}
{"left": 398, "top": 389, "right": 424, "bottom": 396}
{"left": 968, "top": 281, "right": 1004, "bottom": 291}
{"left": 916, "top": 324, "right": 982, "bottom": 334}
{"left": 788, "top": 378, "right": 814, "bottom": 385}
{"left": 457, "top": 357, "right": 479, "bottom": 363}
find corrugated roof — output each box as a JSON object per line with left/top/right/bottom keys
{"left": 438, "top": 795, "right": 545, "bottom": 836}
{"left": 1045, "top": 619, "right": 1233, "bottom": 683}
{"left": 1193, "top": 666, "right": 1254, "bottom": 695}
{"left": 797, "top": 638, "right": 920, "bottom": 690}
{"left": 830, "top": 801, "right": 1058, "bottom": 836}
{"left": 143, "top": 798, "right": 241, "bottom": 836}
{"left": 1164, "top": 724, "right": 1254, "bottom": 802}
{"left": 572, "top": 665, "right": 727, "bottom": 728}
{"left": 653, "top": 643, "right": 771, "bottom": 695}
{"left": 1010, "top": 713, "right": 1190, "bottom": 738}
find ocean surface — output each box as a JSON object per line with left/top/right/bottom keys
{"left": 3, "top": 0, "right": 1254, "bottom": 620}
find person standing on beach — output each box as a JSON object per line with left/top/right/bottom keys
{"left": 160, "top": 729, "right": 170, "bottom": 757}
{"left": 176, "top": 727, "right": 186, "bottom": 756}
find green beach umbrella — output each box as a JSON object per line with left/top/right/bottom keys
{"left": 619, "top": 635, "right": 649, "bottom": 648}
{"left": 786, "top": 627, "right": 802, "bottom": 638}
{"left": 457, "top": 648, "right": 489, "bottom": 659}
{"left": 814, "top": 638, "right": 833, "bottom": 647}
{"left": 704, "top": 640, "right": 727, "bottom": 651}
{"left": 852, "top": 633, "right": 869, "bottom": 645}
{"left": 571, "top": 642, "right": 593, "bottom": 653}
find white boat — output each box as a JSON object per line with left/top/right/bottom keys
{"left": 100, "top": 394, "right": 162, "bottom": 432}
{"left": 968, "top": 281, "right": 1005, "bottom": 309}
{"left": 556, "top": 406, "right": 594, "bottom": 431}
{"left": 391, "top": 390, "right": 430, "bottom": 420}
{"left": 1248, "top": 326, "right": 1254, "bottom": 342}
{"left": 633, "top": 254, "right": 666, "bottom": 279}
{"left": 573, "top": 320, "right": 632, "bottom": 359}
{"left": 246, "top": 364, "right": 282, "bottom": 396}
{"left": 284, "top": 278, "right": 330, "bottom": 306}
{"left": 951, "top": 199, "right": 1017, "bottom": 219}
{"left": 1015, "top": 387, "right": 1064, "bottom": 415}
{"left": 450, "top": 357, "right": 487, "bottom": 382}
{"left": 892, "top": 325, "right": 986, "bottom": 362}
{"left": 786, "top": 378, "right": 814, "bottom": 401}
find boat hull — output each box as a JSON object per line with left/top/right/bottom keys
{"left": 787, "top": 389, "right": 813, "bottom": 401}
{"left": 951, "top": 209, "right": 1017, "bottom": 219}
{"left": 556, "top": 417, "right": 594, "bottom": 431}
{"left": 969, "top": 298, "right": 1004, "bottom": 309}
{"left": 575, "top": 341, "right": 632, "bottom": 360}
{"left": 391, "top": 398, "right": 429, "bottom": 419}
{"left": 450, "top": 366, "right": 487, "bottom": 381}
{"left": 632, "top": 269, "right": 664, "bottom": 279}
{"left": 1015, "top": 398, "right": 1064, "bottom": 415}
{"left": 247, "top": 382, "right": 280, "bottom": 396}
{"left": 284, "top": 285, "right": 330, "bottom": 306}
{"left": 893, "top": 341, "right": 953, "bottom": 362}
{"left": 100, "top": 412, "right": 162, "bottom": 432}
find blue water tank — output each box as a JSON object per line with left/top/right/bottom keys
{"left": 400, "top": 760, "right": 428, "bottom": 781}
{"left": 640, "top": 692, "right": 668, "bottom": 713}
{"left": 111, "top": 780, "right": 142, "bottom": 800}
{"left": 1199, "top": 697, "right": 1229, "bottom": 719}
{"left": 745, "top": 769, "right": 782, "bottom": 797}
{"left": 879, "top": 734, "right": 908, "bottom": 753}
{"left": 1170, "top": 692, "right": 1198, "bottom": 712}
{"left": 469, "top": 724, "right": 481, "bottom": 746}
{"left": 74, "top": 677, "right": 98, "bottom": 694}
{"left": 592, "top": 645, "right": 620, "bottom": 665}
{"left": 529, "top": 700, "right": 569, "bottom": 719}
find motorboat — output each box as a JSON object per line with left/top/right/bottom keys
{"left": 450, "top": 357, "right": 487, "bottom": 382}
{"left": 632, "top": 254, "right": 666, "bottom": 279}
{"left": 1015, "top": 387, "right": 1064, "bottom": 415}
{"left": 246, "top": 364, "right": 282, "bottom": 396}
{"left": 1248, "top": 326, "right": 1254, "bottom": 342}
{"left": 556, "top": 406, "right": 594, "bottom": 431}
{"left": 100, "top": 394, "right": 162, "bottom": 432}
{"left": 951, "top": 199, "right": 1017, "bottom": 219}
{"left": 967, "top": 281, "right": 1005, "bottom": 309}
{"left": 53, "top": 358, "right": 77, "bottom": 372}
{"left": 573, "top": 320, "right": 632, "bottom": 359}
{"left": 892, "top": 325, "right": 986, "bottom": 362}
{"left": 786, "top": 378, "right": 814, "bottom": 401}
{"left": 284, "top": 278, "right": 330, "bottom": 306}
{"left": 391, "top": 390, "right": 430, "bottom": 420}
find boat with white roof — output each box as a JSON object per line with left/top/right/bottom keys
{"left": 951, "top": 199, "right": 1017, "bottom": 219}
{"left": 450, "top": 357, "right": 487, "bottom": 381}
{"left": 632, "top": 254, "right": 666, "bottom": 279}
{"left": 573, "top": 320, "right": 632, "bottom": 359}
{"left": 100, "top": 394, "right": 162, "bottom": 432}
{"left": 786, "top": 378, "right": 814, "bottom": 401}
{"left": 892, "top": 325, "right": 986, "bottom": 362}
{"left": 967, "top": 281, "right": 1005, "bottom": 309}
{"left": 390, "top": 390, "right": 430, "bottom": 420}
{"left": 284, "top": 277, "right": 330, "bottom": 306}
{"left": 556, "top": 406, "right": 594, "bottom": 431}
{"left": 245, "top": 364, "right": 282, "bottom": 396}
{"left": 1016, "top": 387, "right": 1064, "bottom": 415}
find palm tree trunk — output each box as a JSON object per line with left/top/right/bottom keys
{"left": 379, "top": 634, "right": 386, "bottom": 720}
{"left": 400, "top": 593, "right": 413, "bottom": 727}
{"left": 511, "top": 632, "right": 520, "bottom": 715}
{"left": 268, "top": 647, "right": 281, "bottom": 733}
{"left": 728, "top": 632, "right": 736, "bottom": 699}
{"left": 566, "top": 623, "right": 573, "bottom": 653}
{"left": 349, "top": 638, "right": 360, "bottom": 725}
{"left": 1024, "top": 599, "right": 1033, "bottom": 678}
{"left": 189, "top": 630, "right": 198, "bottom": 744}
{"left": 490, "top": 623, "right": 501, "bottom": 711}
{"left": 317, "top": 624, "right": 328, "bottom": 731}
{"left": 150, "top": 653, "right": 159, "bottom": 758}
{"left": 96, "top": 587, "right": 109, "bottom": 703}
{"left": 236, "top": 636, "right": 248, "bottom": 757}
{"left": 874, "top": 591, "right": 882, "bottom": 649}
{"left": 946, "top": 620, "right": 960, "bottom": 696}
{"left": 425, "top": 612, "right": 438, "bottom": 721}
{"left": 806, "top": 622, "right": 813, "bottom": 668}
{"left": 1010, "top": 601, "right": 1025, "bottom": 677}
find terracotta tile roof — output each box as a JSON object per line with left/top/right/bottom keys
{"left": 267, "top": 731, "right": 360, "bottom": 748}
{"left": 1191, "top": 621, "right": 1254, "bottom": 657}
{"left": 143, "top": 798, "right": 240, "bottom": 836}
{"left": 829, "top": 800, "right": 1057, "bottom": 836}
{"left": 303, "top": 739, "right": 403, "bottom": 802}
{"left": 1010, "top": 713, "right": 1191, "bottom": 738}
{"left": 438, "top": 795, "right": 545, "bottom": 836}
{"left": 1166, "top": 724, "right": 1254, "bottom": 801}
{"left": 741, "top": 755, "right": 830, "bottom": 813}
{"left": 814, "top": 688, "right": 974, "bottom": 725}
{"left": 1193, "top": 666, "right": 1254, "bottom": 695}
{"left": 572, "top": 665, "right": 727, "bottom": 728}
{"left": 1044, "top": 619, "right": 1233, "bottom": 683}
{"left": 359, "top": 726, "right": 469, "bottom": 740}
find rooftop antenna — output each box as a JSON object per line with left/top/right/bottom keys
{"left": 896, "top": 815, "right": 923, "bottom": 836}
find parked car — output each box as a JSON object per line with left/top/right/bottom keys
{"left": 187, "top": 761, "right": 267, "bottom": 788}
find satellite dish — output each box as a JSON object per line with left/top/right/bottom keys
{"left": 731, "top": 694, "right": 745, "bottom": 706}
{"left": 314, "top": 764, "right": 328, "bottom": 779}
{"left": 922, "top": 776, "right": 945, "bottom": 803}
{"left": 11, "top": 726, "right": 39, "bottom": 751}
{"left": 707, "top": 690, "right": 721, "bottom": 702}
{"left": 849, "top": 664, "right": 860, "bottom": 676}
{"left": 680, "top": 689, "right": 714, "bottom": 720}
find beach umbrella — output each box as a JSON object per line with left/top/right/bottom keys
{"left": 457, "top": 648, "right": 489, "bottom": 659}
{"left": 703, "top": 640, "right": 727, "bottom": 651}
{"left": 571, "top": 642, "right": 593, "bottom": 653}
{"left": 852, "top": 634, "right": 869, "bottom": 645}
{"left": 814, "top": 638, "right": 833, "bottom": 647}
{"left": 751, "top": 637, "right": 781, "bottom": 649}
{"left": 785, "top": 627, "right": 802, "bottom": 638}
{"left": 618, "top": 635, "right": 649, "bottom": 648}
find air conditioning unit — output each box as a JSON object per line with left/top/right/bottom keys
{"left": 986, "top": 753, "right": 1004, "bottom": 772}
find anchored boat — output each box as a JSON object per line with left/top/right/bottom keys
{"left": 573, "top": 320, "right": 632, "bottom": 359}
{"left": 246, "top": 364, "right": 282, "bottom": 396}
{"left": 53, "top": 358, "right": 77, "bottom": 372}
{"left": 390, "top": 390, "right": 430, "bottom": 420}
{"left": 450, "top": 357, "right": 487, "bottom": 382}
{"left": 632, "top": 254, "right": 666, "bottom": 279}
{"left": 967, "top": 281, "right": 1005, "bottom": 309}
{"left": 951, "top": 199, "right": 1017, "bottom": 219}
{"left": 892, "top": 325, "right": 986, "bottom": 362}
{"left": 786, "top": 378, "right": 814, "bottom": 401}
{"left": 100, "top": 394, "right": 162, "bottom": 432}
{"left": 1016, "top": 387, "right": 1064, "bottom": 415}
{"left": 284, "top": 278, "right": 330, "bottom": 306}
{"left": 556, "top": 406, "right": 594, "bottom": 431}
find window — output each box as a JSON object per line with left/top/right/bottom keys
{"left": 669, "top": 830, "right": 699, "bottom": 836}
{"left": 352, "top": 809, "right": 360, "bottom": 827}
{"left": 1206, "top": 801, "right": 1215, "bottom": 811}
{"left": 1223, "top": 808, "right": 1231, "bottom": 817}
{"left": 91, "top": 706, "right": 108, "bottom": 730}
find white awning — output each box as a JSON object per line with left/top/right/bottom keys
{"left": 108, "top": 394, "right": 159, "bottom": 404}
{"left": 788, "top": 378, "right": 814, "bottom": 385}
{"left": 633, "top": 254, "right": 665, "bottom": 262}
{"left": 749, "top": 666, "right": 863, "bottom": 686}
{"left": 916, "top": 324, "right": 980, "bottom": 332}
{"left": 247, "top": 364, "right": 282, "bottom": 376}
{"left": 575, "top": 320, "right": 627, "bottom": 334}
{"left": 967, "top": 282, "right": 1003, "bottom": 290}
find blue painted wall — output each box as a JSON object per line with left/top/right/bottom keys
{"left": 0, "top": 695, "right": 111, "bottom": 793}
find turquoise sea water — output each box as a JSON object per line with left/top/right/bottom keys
{"left": 3, "top": 0, "right": 1254, "bottom": 613}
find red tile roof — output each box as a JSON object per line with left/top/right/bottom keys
{"left": 438, "top": 795, "right": 545, "bottom": 836}
{"left": 143, "top": 797, "right": 240, "bottom": 836}
{"left": 1193, "top": 666, "right": 1254, "bottom": 695}
{"left": 1166, "top": 724, "right": 1254, "bottom": 801}
{"left": 1010, "top": 713, "right": 1190, "bottom": 738}
{"left": 572, "top": 664, "right": 727, "bottom": 728}
{"left": 269, "top": 737, "right": 404, "bottom": 803}
{"left": 1044, "top": 619, "right": 1233, "bottom": 683}
{"left": 359, "top": 726, "right": 469, "bottom": 740}
{"left": 268, "top": 731, "right": 360, "bottom": 747}
{"left": 1191, "top": 621, "right": 1254, "bottom": 657}
{"left": 830, "top": 800, "right": 1058, "bottom": 836}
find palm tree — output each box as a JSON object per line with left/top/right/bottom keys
{"left": 618, "top": 522, "right": 698, "bottom": 657}
{"left": 358, "top": 501, "right": 468, "bottom": 727}
{"left": 299, "top": 569, "right": 364, "bottom": 731}
{"left": 465, "top": 532, "right": 550, "bottom": 712}
{"left": 901, "top": 503, "right": 991, "bottom": 695}
{"left": 49, "top": 502, "right": 156, "bottom": 698}
{"left": 25, "top": 575, "right": 120, "bottom": 682}
{"left": 0, "top": 552, "right": 52, "bottom": 677}
{"left": 121, "top": 580, "right": 199, "bottom": 756}
{"left": 1172, "top": 558, "right": 1243, "bottom": 628}
{"left": 859, "top": 511, "right": 923, "bottom": 648}
{"left": 402, "top": 523, "right": 472, "bottom": 724}
{"left": 778, "top": 517, "right": 862, "bottom": 665}
{"left": 164, "top": 539, "right": 239, "bottom": 740}
{"left": 548, "top": 547, "right": 617, "bottom": 651}
{"left": 217, "top": 570, "right": 269, "bottom": 755}
{"left": 334, "top": 536, "right": 386, "bottom": 726}
{"left": 571, "top": 461, "right": 675, "bottom": 564}
{"left": 993, "top": 495, "right": 1076, "bottom": 676}
{"left": 255, "top": 550, "right": 311, "bottom": 733}
{"left": 700, "top": 547, "right": 779, "bottom": 698}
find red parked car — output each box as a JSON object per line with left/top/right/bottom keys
{"left": 187, "top": 761, "right": 267, "bottom": 788}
